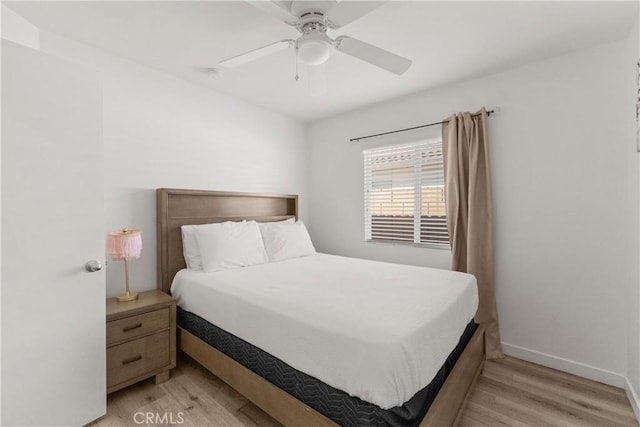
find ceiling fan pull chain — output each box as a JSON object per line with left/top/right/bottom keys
{"left": 295, "top": 44, "right": 299, "bottom": 81}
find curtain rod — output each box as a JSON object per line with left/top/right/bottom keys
{"left": 349, "top": 109, "right": 495, "bottom": 143}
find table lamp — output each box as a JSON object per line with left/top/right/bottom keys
{"left": 107, "top": 228, "right": 142, "bottom": 302}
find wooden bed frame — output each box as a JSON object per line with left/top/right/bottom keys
{"left": 156, "top": 188, "right": 484, "bottom": 427}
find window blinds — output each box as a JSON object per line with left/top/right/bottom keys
{"left": 364, "top": 139, "right": 449, "bottom": 247}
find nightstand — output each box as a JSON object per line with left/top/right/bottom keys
{"left": 106, "top": 290, "right": 176, "bottom": 394}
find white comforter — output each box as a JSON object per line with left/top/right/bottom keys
{"left": 171, "top": 253, "right": 478, "bottom": 409}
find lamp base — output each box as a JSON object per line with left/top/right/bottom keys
{"left": 117, "top": 291, "right": 139, "bottom": 302}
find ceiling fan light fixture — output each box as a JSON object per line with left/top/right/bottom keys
{"left": 297, "top": 38, "right": 332, "bottom": 66}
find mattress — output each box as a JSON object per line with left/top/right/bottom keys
{"left": 171, "top": 253, "right": 478, "bottom": 409}
{"left": 178, "top": 307, "right": 478, "bottom": 427}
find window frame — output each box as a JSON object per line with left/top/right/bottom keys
{"left": 363, "top": 138, "right": 450, "bottom": 250}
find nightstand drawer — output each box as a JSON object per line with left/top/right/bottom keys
{"left": 107, "top": 307, "right": 170, "bottom": 345}
{"left": 107, "top": 331, "right": 170, "bottom": 388}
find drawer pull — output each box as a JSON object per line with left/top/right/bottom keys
{"left": 122, "top": 323, "right": 142, "bottom": 333}
{"left": 122, "top": 355, "right": 142, "bottom": 365}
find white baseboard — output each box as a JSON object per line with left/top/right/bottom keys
{"left": 501, "top": 342, "right": 625, "bottom": 388}
{"left": 625, "top": 377, "right": 640, "bottom": 423}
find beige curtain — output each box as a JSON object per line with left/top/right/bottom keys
{"left": 442, "top": 107, "right": 503, "bottom": 359}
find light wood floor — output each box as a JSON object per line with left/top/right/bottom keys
{"left": 460, "top": 357, "right": 638, "bottom": 427}
{"left": 92, "top": 354, "right": 638, "bottom": 427}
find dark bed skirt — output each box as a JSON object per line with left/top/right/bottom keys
{"left": 177, "top": 307, "right": 477, "bottom": 427}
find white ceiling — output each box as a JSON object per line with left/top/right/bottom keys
{"left": 5, "top": 1, "right": 638, "bottom": 122}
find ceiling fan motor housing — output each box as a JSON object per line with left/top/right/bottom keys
{"left": 298, "top": 9, "right": 327, "bottom": 28}
{"left": 295, "top": 9, "right": 333, "bottom": 66}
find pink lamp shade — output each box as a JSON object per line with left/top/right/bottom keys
{"left": 106, "top": 228, "right": 142, "bottom": 261}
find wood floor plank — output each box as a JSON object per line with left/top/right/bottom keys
{"left": 463, "top": 402, "right": 526, "bottom": 427}
{"left": 182, "top": 358, "right": 250, "bottom": 414}
{"left": 457, "top": 413, "right": 493, "bottom": 427}
{"left": 236, "top": 402, "right": 283, "bottom": 427}
{"left": 161, "top": 376, "right": 241, "bottom": 426}
{"left": 496, "top": 357, "right": 628, "bottom": 402}
{"left": 464, "top": 387, "right": 547, "bottom": 427}
{"left": 482, "top": 359, "right": 637, "bottom": 425}
{"left": 476, "top": 376, "right": 631, "bottom": 427}
{"left": 91, "top": 354, "right": 638, "bottom": 427}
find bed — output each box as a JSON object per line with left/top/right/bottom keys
{"left": 156, "top": 188, "right": 485, "bottom": 427}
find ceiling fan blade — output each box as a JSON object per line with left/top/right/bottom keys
{"left": 335, "top": 36, "right": 411, "bottom": 75}
{"left": 219, "top": 39, "right": 295, "bottom": 68}
{"left": 326, "top": 1, "right": 385, "bottom": 29}
{"left": 247, "top": 1, "right": 298, "bottom": 26}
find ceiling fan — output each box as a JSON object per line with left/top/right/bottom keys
{"left": 218, "top": 1, "right": 412, "bottom": 76}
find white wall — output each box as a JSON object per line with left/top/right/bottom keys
{"left": 308, "top": 37, "right": 636, "bottom": 386}
{"left": 1, "top": 4, "right": 39, "bottom": 50}
{"left": 629, "top": 11, "right": 640, "bottom": 417}
{"left": 37, "top": 31, "right": 308, "bottom": 298}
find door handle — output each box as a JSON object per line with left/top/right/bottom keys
{"left": 85, "top": 260, "right": 103, "bottom": 272}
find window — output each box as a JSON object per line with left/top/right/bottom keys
{"left": 363, "top": 139, "right": 449, "bottom": 248}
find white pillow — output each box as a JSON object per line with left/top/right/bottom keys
{"left": 195, "top": 221, "right": 268, "bottom": 272}
{"left": 277, "top": 218, "right": 295, "bottom": 224}
{"left": 259, "top": 221, "right": 316, "bottom": 262}
{"left": 181, "top": 218, "right": 294, "bottom": 270}
{"left": 181, "top": 225, "right": 202, "bottom": 270}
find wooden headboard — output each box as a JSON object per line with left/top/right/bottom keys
{"left": 156, "top": 188, "right": 298, "bottom": 293}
